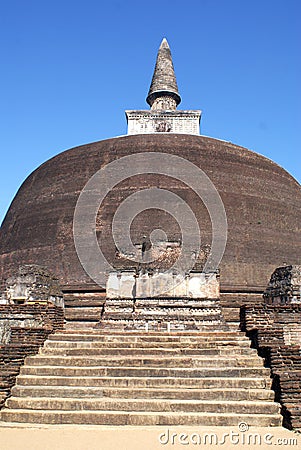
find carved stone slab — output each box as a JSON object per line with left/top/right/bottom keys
{"left": 264, "top": 265, "right": 301, "bottom": 304}
{"left": 107, "top": 270, "right": 220, "bottom": 299}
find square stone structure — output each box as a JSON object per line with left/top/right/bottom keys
{"left": 126, "top": 110, "right": 201, "bottom": 135}
{"left": 107, "top": 270, "right": 220, "bottom": 299}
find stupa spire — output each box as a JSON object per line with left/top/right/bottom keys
{"left": 146, "top": 38, "right": 181, "bottom": 110}
{"left": 126, "top": 39, "right": 201, "bottom": 135}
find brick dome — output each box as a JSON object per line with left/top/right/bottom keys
{"left": 0, "top": 133, "right": 300, "bottom": 293}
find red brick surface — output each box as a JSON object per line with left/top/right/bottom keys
{"left": 0, "top": 134, "right": 300, "bottom": 293}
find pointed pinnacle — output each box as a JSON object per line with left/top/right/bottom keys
{"left": 160, "top": 37, "right": 169, "bottom": 48}
{"left": 146, "top": 38, "right": 181, "bottom": 107}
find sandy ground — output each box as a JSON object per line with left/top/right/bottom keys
{"left": 0, "top": 424, "right": 300, "bottom": 450}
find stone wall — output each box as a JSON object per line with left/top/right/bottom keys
{"left": 0, "top": 304, "right": 64, "bottom": 345}
{"left": 103, "top": 271, "right": 224, "bottom": 331}
{"left": 101, "top": 297, "right": 226, "bottom": 332}
{"left": 0, "top": 304, "right": 64, "bottom": 408}
{"left": 107, "top": 270, "right": 220, "bottom": 299}
{"left": 241, "top": 303, "right": 301, "bottom": 431}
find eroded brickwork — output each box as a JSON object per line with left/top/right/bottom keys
{"left": 0, "top": 304, "right": 64, "bottom": 408}
{"left": 270, "top": 347, "right": 301, "bottom": 430}
{"left": 242, "top": 303, "right": 301, "bottom": 431}
{"left": 1, "top": 134, "right": 300, "bottom": 297}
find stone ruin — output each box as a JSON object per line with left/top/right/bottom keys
{"left": 264, "top": 265, "right": 301, "bottom": 305}
{"left": 0, "top": 265, "right": 65, "bottom": 409}
{"left": 0, "top": 264, "right": 64, "bottom": 346}
{"left": 106, "top": 269, "right": 220, "bottom": 299}
{"left": 242, "top": 264, "right": 301, "bottom": 431}
{"left": 103, "top": 269, "right": 224, "bottom": 332}
{"left": 1, "top": 264, "right": 64, "bottom": 308}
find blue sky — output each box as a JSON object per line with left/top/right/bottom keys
{"left": 0, "top": 0, "right": 300, "bottom": 224}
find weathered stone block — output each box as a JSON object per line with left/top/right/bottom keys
{"left": 126, "top": 110, "right": 201, "bottom": 135}
{"left": 120, "top": 271, "right": 136, "bottom": 298}
{"left": 106, "top": 272, "right": 120, "bottom": 299}
{"left": 5, "top": 265, "right": 63, "bottom": 307}
{"left": 106, "top": 269, "right": 219, "bottom": 299}
{"left": 264, "top": 265, "right": 301, "bottom": 304}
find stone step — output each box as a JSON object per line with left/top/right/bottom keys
{"left": 45, "top": 338, "right": 251, "bottom": 349}
{"left": 16, "top": 375, "right": 271, "bottom": 389}
{"left": 11, "top": 385, "right": 275, "bottom": 401}
{"left": 0, "top": 409, "right": 283, "bottom": 426}
{"left": 48, "top": 335, "right": 250, "bottom": 343}
{"left": 41, "top": 346, "right": 256, "bottom": 356}
{"left": 20, "top": 365, "right": 271, "bottom": 378}
{"left": 44, "top": 335, "right": 251, "bottom": 348}
{"left": 65, "top": 322, "right": 232, "bottom": 333}
{"left": 49, "top": 331, "right": 247, "bottom": 339}
{"left": 25, "top": 354, "right": 262, "bottom": 368}
{"left": 55, "top": 329, "right": 243, "bottom": 333}
{"left": 6, "top": 397, "right": 281, "bottom": 415}
{"left": 11, "top": 385, "right": 104, "bottom": 398}
{"left": 47, "top": 335, "right": 251, "bottom": 346}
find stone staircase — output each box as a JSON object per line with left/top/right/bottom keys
{"left": 0, "top": 330, "right": 282, "bottom": 426}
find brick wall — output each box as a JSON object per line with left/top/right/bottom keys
{"left": 241, "top": 304, "right": 301, "bottom": 431}
{"left": 0, "top": 304, "right": 64, "bottom": 408}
